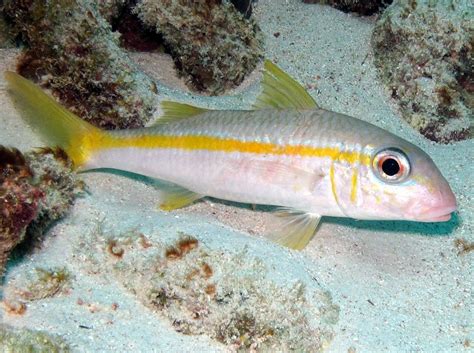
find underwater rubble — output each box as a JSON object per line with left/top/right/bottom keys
{"left": 372, "top": 0, "right": 473, "bottom": 143}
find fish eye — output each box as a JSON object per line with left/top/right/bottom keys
{"left": 372, "top": 148, "right": 410, "bottom": 183}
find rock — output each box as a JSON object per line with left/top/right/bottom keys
{"left": 134, "top": 0, "right": 263, "bottom": 94}
{"left": 372, "top": 0, "right": 473, "bottom": 143}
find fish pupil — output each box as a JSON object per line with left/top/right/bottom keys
{"left": 382, "top": 158, "right": 400, "bottom": 176}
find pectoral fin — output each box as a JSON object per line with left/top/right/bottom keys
{"left": 158, "top": 184, "right": 203, "bottom": 211}
{"left": 267, "top": 208, "right": 321, "bottom": 250}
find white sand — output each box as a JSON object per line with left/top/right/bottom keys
{"left": 1, "top": 1, "right": 473, "bottom": 352}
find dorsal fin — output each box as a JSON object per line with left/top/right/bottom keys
{"left": 253, "top": 60, "right": 318, "bottom": 110}
{"left": 154, "top": 101, "right": 210, "bottom": 125}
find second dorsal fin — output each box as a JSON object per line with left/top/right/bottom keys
{"left": 154, "top": 101, "right": 210, "bottom": 125}
{"left": 253, "top": 60, "right": 318, "bottom": 110}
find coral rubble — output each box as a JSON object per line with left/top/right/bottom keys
{"left": 3, "top": 0, "right": 156, "bottom": 129}
{"left": 372, "top": 0, "right": 473, "bottom": 143}
{"left": 134, "top": 0, "right": 264, "bottom": 94}
{"left": 303, "top": 0, "right": 392, "bottom": 15}
{"left": 0, "top": 325, "right": 70, "bottom": 352}
{"left": 0, "top": 147, "right": 82, "bottom": 276}
{"left": 82, "top": 229, "right": 339, "bottom": 351}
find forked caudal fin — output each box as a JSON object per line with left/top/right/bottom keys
{"left": 5, "top": 71, "right": 102, "bottom": 168}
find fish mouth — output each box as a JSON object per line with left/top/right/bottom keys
{"left": 415, "top": 204, "right": 457, "bottom": 222}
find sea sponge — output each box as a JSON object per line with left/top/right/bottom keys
{"left": 372, "top": 0, "right": 473, "bottom": 143}
{"left": 0, "top": 324, "right": 70, "bottom": 353}
{"left": 83, "top": 229, "right": 339, "bottom": 351}
{"left": 134, "top": 0, "right": 264, "bottom": 94}
{"left": 302, "top": 0, "right": 391, "bottom": 15}
{"left": 0, "top": 147, "right": 83, "bottom": 276}
{"left": 3, "top": 0, "right": 156, "bottom": 130}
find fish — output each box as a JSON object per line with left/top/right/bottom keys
{"left": 5, "top": 60, "right": 457, "bottom": 250}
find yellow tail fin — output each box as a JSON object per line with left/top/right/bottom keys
{"left": 5, "top": 71, "right": 102, "bottom": 168}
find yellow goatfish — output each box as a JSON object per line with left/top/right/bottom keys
{"left": 5, "top": 61, "right": 457, "bottom": 249}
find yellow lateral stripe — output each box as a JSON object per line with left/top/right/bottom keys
{"left": 350, "top": 167, "right": 358, "bottom": 204}
{"left": 97, "top": 134, "right": 371, "bottom": 164}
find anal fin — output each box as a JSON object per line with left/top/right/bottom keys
{"left": 267, "top": 208, "right": 321, "bottom": 250}
{"left": 158, "top": 184, "right": 203, "bottom": 211}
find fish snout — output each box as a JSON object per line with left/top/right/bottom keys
{"left": 409, "top": 184, "right": 457, "bottom": 222}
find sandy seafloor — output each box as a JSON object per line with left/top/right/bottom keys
{"left": 0, "top": 0, "right": 473, "bottom": 352}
